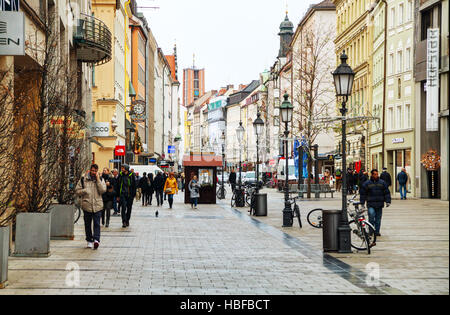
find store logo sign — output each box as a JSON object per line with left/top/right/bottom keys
{"left": 91, "top": 122, "right": 110, "bottom": 137}
{"left": 0, "top": 11, "right": 24, "bottom": 56}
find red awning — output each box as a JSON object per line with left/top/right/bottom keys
{"left": 183, "top": 154, "right": 223, "bottom": 167}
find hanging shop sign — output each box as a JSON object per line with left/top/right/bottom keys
{"left": 130, "top": 100, "right": 147, "bottom": 122}
{"left": 0, "top": 10, "right": 24, "bottom": 56}
{"left": 426, "top": 28, "right": 439, "bottom": 132}
{"left": 114, "top": 145, "right": 126, "bottom": 157}
{"left": 91, "top": 122, "right": 110, "bottom": 137}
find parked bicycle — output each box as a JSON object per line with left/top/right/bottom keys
{"left": 306, "top": 194, "right": 376, "bottom": 254}
{"left": 283, "top": 195, "right": 302, "bottom": 228}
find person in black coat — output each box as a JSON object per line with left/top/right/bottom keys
{"left": 153, "top": 172, "right": 165, "bottom": 206}
{"left": 380, "top": 168, "right": 392, "bottom": 188}
{"left": 146, "top": 173, "right": 155, "bottom": 206}
{"left": 139, "top": 173, "right": 149, "bottom": 206}
{"left": 346, "top": 169, "right": 354, "bottom": 195}
{"left": 360, "top": 169, "right": 391, "bottom": 236}
{"left": 229, "top": 169, "right": 237, "bottom": 192}
{"left": 117, "top": 164, "right": 137, "bottom": 228}
{"left": 358, "top": 169, "right": 369, "bottom": 192}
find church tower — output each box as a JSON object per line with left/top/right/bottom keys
{"left": 278, "top": 13, "right": 294, "bottom": 58}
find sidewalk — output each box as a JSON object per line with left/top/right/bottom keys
{"left": 223, "top": 186, "right": 449, "bottom": 295}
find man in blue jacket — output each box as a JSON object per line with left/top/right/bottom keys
{"left": 360, "top": 169, "right": 391, "bottom": 237}
{"left": 397, "top": 168, "right": 409, "bottom": 200}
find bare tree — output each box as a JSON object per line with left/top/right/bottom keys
{"left": 290, "top": 26, "right": 336, "bottom": 198}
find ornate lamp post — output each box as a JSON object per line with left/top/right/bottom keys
{"left": 219, "top": 131, "right": 226, "bottom": 199}
{"left": 253, "top": 112, "right": 264, "bottom": 193}
{"left": 332, "top": 51, "right": 355, "bottom": 253}
{"left": 236, "top": 122, "right": 245, "bottom": 207}
{"left": 280, "top": 94, "right": 294, "bottom": 227}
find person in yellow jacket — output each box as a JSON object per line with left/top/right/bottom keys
{"left": 163, "top": 172, "right": 179, "bottom": 209}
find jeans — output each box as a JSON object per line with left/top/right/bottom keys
{"left": 191, "top": 197, "right": 198, "bottom": 208}
{"left": 368, "top": 207, "right": 383, "bottom": 234}
{"left": 168, "top": 194, "right": 174, "bottom": 208}
{"left": 399, "top": 184, "right": 407, "bottom": 199}
{"left": 146, "top": 192, "right": 153, "bottom": 205}
{"left": 156, "top": 190, "right": 164, "bottom": 206}
{"left": 83, "top": 211, "right": 102, "bottom": 243}
{"left": 120, "top": 196, "right": 134, "bottom": 224}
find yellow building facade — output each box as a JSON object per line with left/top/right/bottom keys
{"left": 333, "top": 0, "right": 373, "bottom": 171}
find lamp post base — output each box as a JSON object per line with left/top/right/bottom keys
{"left": 282, "top": 203, "right": 293, "bottom": 227}
{"left": 338, "top": 225, "right": 352, "bottom": 253}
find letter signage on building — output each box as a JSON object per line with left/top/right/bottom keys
{"left": 426, "top": 28, "right": 439, "bottom": 132}
{"left": 91, "top": 122, "right": 110, "bottom": 137}
{"left": 0, "top": 10, "right": 24, "bottom": 56}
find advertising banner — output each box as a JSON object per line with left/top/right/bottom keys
{"left": 426, "top": 28, "right": 439, "bottom": 132}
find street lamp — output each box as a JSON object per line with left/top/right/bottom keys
{"left": 236, "top": 121, "right": 245, "bottom": 207}
{"left": 280, "top": 93, "right": 294, "bottom": 227}
{"left": 253, "top": 112, "right": 264, "bottom": 194}
{"left": 332, "top": 50, "right": 355, "bottom": 253}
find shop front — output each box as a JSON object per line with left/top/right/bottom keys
{"left": 385, "top": 132, "right": 415, "bottom": 197}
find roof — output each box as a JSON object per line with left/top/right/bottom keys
{"left": 227, "top": 80, "right": 260, "bottom": 106}
{"left": 183, "top": 154, "right": 223, "bottom": 167}
{"left": 165, "top": 55, "right": 178, "bottom": 82}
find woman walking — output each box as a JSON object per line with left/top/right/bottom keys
{"left": 163, "top": 172, "right": 179, "bottom": 209}
{"left": 188, "top": 175, "right": 200, "bottom": 209}
{"left": 146, "top": 173, "right": 155, "bottom": 206}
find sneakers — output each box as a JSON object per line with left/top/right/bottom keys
{"left": 87, "top": 242, "right": 94, "bottom": 249}
{"left": 122, "top": 223, "right": 127, "bottom": 228}
{"left": 94, "top": 241, "right": 100, "bottom": 250}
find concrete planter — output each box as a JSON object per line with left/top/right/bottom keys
{"left": 13, "top": 212, "right": 51, "bottom": 257}
{"left": 50, "top": 204, "right": 74, "bottom": 240}
{"left": 0, "top": 226, "right": 9, "bottom": 289}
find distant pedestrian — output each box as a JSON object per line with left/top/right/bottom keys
{"left": 346, "top": 169, "right": 354, "bottom": 195}
{"left": 360, "top": 169, "right": 391, "bottom": 237}
{"left": 380, "top": 168, "right": 392, "bottom": 188}
{"left": 75, "top": 164, "right": 106, "bottom": 250}
{"left": 397, "top": 168, "right": 409, "bottom": 200}
{"left": 335, "top": 169, "right": 342, "bottom": 192}
{"left": 154, "top": 172, "right": 165, "bottom": 207}
{"left": 163, "top": 172, "right": 168, "bottom": 201}
{"left": 110, "top": 169, "right": 120, "bottom": 216}
{"left": 163, "top": 172, "right": 179, "bottom": 209}
{"left": 139, "top": 173, "right": 149, "bottom": 206}
{"left": 146, "top": 173, "right": 154, "bottom": 206}
{"left": 189, "top": 175, "right": 200, "bottom": 209}
{"left": 229, "top": 169, "right": 237, "bottom": 192}
{"left": 117, "top": 164, "right": 136, "bottom": 228}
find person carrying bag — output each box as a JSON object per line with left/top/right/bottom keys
{"left": 163, "top": 172, "right": 178, "bottom": 209}
{"left": 188, "top": 175, "right": 200, "bottom": 209}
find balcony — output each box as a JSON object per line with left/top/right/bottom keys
{"left": 74, "top": 14, "right": 112, "bottom": 65}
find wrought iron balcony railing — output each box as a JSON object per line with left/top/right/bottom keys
{"left": 74, "top": 14, "right": 112, "bottom": 65}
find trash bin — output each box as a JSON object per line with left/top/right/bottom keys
{"left": 235, "top": 188, "right": 245, "bottom": 207}
{"left": 322, "top": 210, "right": 341, "bottom": 252}
{"left": 254, "top": 193, "right": 267, "bottom": 216}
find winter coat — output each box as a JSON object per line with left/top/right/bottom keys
{"left": 146, "top": 174, "right": 154, "bottom": 194}
{"left": 229, "top": 172, "right": 237, "bottom": 184}
{"left": 380, "top": 171, "right": 392, "bottom": 187}
{"left": 117, "top": 171, "right": 137, "bottom": 199}
{"left": 75, "top": 174, "right": 107, "bottom": 213}
{"left": 139, "top": 176, "right": 149, "bottom": 192}
{"left": 153, "top": 174, "right": 165, "bottom": 191}
{"left": 189, "top": 180, "right": 200, "bottom": 199}
{"left": 397, "top": 171, "right": 408, "bottom": 185}
{"left": 360, "top": 178, "right": 391, "bottom": 209}
{"left": 163, "top": 177, "right": 178, "bottom": 195}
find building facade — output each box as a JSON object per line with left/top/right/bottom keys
{"left": 183, "top": 66, "right": 205, "bottom": 107}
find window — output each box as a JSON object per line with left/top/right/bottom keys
{"left": 92, "top": 111, "right": 96, "bottom": 123}
{"left": 397, "top": 50, "right": 403, "bottom": 73}
{"left": 405, "top": 47, "right": 411, "bottom": 70}
{"left": 398, "top": 78, "right": 402, "bottom": 99}
{"left": 390, "top": 7, "right": 396, "bottom": 28}
{"left": 398, "top": 3, "right": 404, "bottom": 25}
{"left": 407, "top": 0, "right": 413, "bottom": 22}
{"left": 405, "top": 104, "right": 411, "bottom": 128}
{"left": 421, "top": 9, "right": 433, "bottom": 40}
{"left": 388, "top": 107, "right": 394, "bottom": 130}
{"left": 396, "top": 105, "right": 403, "bottom": 129}
{"left": 389, "top": 53, "right": 394, "bottom": 75}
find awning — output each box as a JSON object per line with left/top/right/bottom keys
{"left": 183, "top": 154, "right": 223, "bottom": 167}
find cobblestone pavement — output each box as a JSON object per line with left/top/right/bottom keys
{"left": 225, "top": 186, "right": 449, "bottom": 295}
{"left": 0, "top": 188, "right": 448, "bottom": 295}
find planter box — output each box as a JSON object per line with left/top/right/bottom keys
{"left": 13, "top": 212, "right": 51, "bottom": 257}
{"left": 50, "top": 204, "right": 74, "bottom": 240}
{"left": 0, "top": 226, "right": 9, "bottom": 289}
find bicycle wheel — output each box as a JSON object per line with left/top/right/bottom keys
{"left": 74, "top": 206, "right": 81, "bottom": 224}
{"left": 217, "top": 188, "right": 225, "bottom": 200}
{"left": 294, "top": 204, "right": 302, "bottom": 228}
{"left": 245, "top": 193, "right": 251, "bottom": 207}
{"left": 307, "top": 209, "right": 324, "bottom": 229}
{"left": 349, "top": 220, "right": 376, "bottom": 253}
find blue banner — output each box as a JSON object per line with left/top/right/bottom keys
{"left": 294, "top": 140, "right": 299, "bottom": 178}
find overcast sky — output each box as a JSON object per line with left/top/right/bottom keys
{"left": 138, "top": 0, "right": 318, "bottom": 91}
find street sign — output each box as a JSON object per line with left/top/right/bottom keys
{"left": 0, "top": 11, "right": 24, "bottom": 56}
{"left": 109, "top": 159, "right": 121, "bottom": 163}
{"left": 168, "top": 145, "right": 176, "bottom": 154}
{"left": 149, "top": 158, "right": 157, "bottom": 164}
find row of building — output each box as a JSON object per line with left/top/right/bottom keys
{"left": 183, "top": 0, "right": 448, "bottom": 201}
{"left": 1, "top": 0, "right": 184, "bottom": 176}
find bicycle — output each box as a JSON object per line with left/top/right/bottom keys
{"left": 284, "top": 195, "right": 302, "bottom": 228}
{"left": 231, "top": 187, "right": 245, "bottom": 208}
{"left": 74, "top": 205, "right": 81, "bottom": 224}
{"left": 307, "top": 194, "right": 358, "bottom": 229}
{"left": 348, "top": 201, "right": 376, "bottom": 254}
{"left": 216, "top": 185, "right": 227, "bottom": 200}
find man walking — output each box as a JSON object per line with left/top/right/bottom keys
{"left": 153, "top": 171, "right": 165, "bottom": 207}
{"left": 139, "top": 172, "right": 149, "bottom": 206}
{"left": 75, "top": 164, "right": 106, "bottom": 249}
{"left": 360, "top": 169, "right": 391, "bottom": 237}
{"left": 380, "top": 168, "right": 392, "bottom": 188}
{"left": 397, "top": 168, "right": 409, "bottom": 200}
{"left": 110, "top": 169, "right": 120, "bottom": 216}
{"left": 229, "top": 169, "right": 237, "bottom": 192}
{"left": 117, "top": 164, "right": 136, "bottom": 228}
{"left": 335, "top": 169, "right": 342, "bottom": 192}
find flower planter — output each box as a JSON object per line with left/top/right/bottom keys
{"left": 0, "top": 226, "right": 9, "bottom": 289}
{"left": 50, "top": 204, "right": 74, "bottom": 240}
{"left": 13, "top": 212, "right": 51, "bottom": 257}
